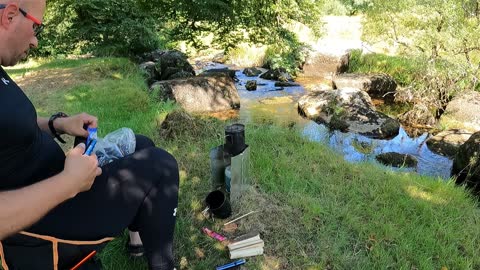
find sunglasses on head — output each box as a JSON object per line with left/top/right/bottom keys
{"left": 0, "top": 4, "right": 44, "bottom": 37}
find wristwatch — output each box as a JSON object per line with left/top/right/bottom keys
{"left": 48, "top": 112, "right": 68, "bottom": 144}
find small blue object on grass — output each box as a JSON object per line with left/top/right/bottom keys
{"left": 216, "top": 259, "right": 246, "bottom": 270}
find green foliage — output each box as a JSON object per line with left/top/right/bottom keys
{"left": 323, "top": 0, "right": 351, "bottom": 15}
{"left": 39, "top": 0, "right": 325, "bottom": 70}
{"left": 323, "top": 0, "right": 373, "bottom": 15}
{"left": 263, "top": 28, "right": 311, "bottom": 74}
{"left": 138, "top": 0, "right": 324, "bottom": 49}
{"left": 363, "top": 0, "right": 480, "bottom": 92}
{"left": 349, "top": 49, "right": 469, "bottom": 116}
{"left": 348, "top": 49, "right": 426, "bottom": 86}
{"left": 37, "top": 0, "right": 160, "bottom": 57}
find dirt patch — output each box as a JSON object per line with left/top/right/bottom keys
{"left": 14, "top": 68, "right": 93, "bottom": 96}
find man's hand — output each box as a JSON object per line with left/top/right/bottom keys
{"left": 54, "top": 113, "right": 98, "bottom": 138}
{"left": 61, "top": 143, "right": 102, "bottom": 195}
{"left": 0, "top": 143, "right": 102, "bottom": 240}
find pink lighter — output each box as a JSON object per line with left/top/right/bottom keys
{"left": 202, "top": 227, "right": 227, "bottom": 242}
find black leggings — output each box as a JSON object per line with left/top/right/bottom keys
{"left": 25, "top": 135, "right": 178, "bottom": 270}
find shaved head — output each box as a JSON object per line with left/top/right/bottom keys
{"left": 0, "top": 0, "right": 46, "bottom": 66}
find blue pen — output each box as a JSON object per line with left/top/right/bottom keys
{"left": 216, "top": 259, "right": 246, "bottom": 270}
{"left": 84, "top": 139, "right": 97, "bottom": 156}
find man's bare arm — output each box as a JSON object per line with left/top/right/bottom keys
{"left": 0, "top": 173, "right": 77, "bottom": 240}
{"left": 0, "top": 144, "right": 101, "bottom": 240}
{"left": 38, "top": 113, "right": 98, "bottom": 138}
{"left": 37, "top": 116, "right": 52, "bottom": 135}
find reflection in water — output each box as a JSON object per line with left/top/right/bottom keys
{"left": 302, "top": 123, "right": 453, "bottom": 179}
{"left": 204, "top": 64, "right": 454, "bottom": 180}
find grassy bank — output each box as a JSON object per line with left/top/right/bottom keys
{"left": 4, "top": 58, "right": 480, "bottom": 269}
{"left": 348, "top": 49, "right": 427, "bottom": 87}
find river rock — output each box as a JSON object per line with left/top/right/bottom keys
{"left": 246, "top": 80, "right": 257, "bottom": 91}
{"left": 260, "top": 68, "right": 292, "bottom": 82}
{"left": 243, "top": 68, "right": 263, "bottom": 77}
{"left": 298, "top": 89, "right": 400, "bottom": 139}
{"left": 452, "top": 131, "right": 480, "bottom": 191}
{"left": 169, "top": 71, "right": 196, "bottom": 80}
{"left": 212, "top": 52, "right": 226, "bottom": 64}
{"left": 275, "top": 82, "right": 301, "bottom": 87}
{"left": 200, "top": 68, "right": 237, "bottom": 79}
{"left": 441, "top": 91, "right": 480, "bottom": 131}
{"left": 139, "top": 61, "right": 159, "bottom": 85}
{"left": 333, "top": 73, "right": 397, "bottom": 103}
{"left": 301, "top": 52, "right": 350, "bottom": 79}
{"left": 150, "top": 74, "right": 240, "bottom": 113}
{"left": 398, "top": 103, "right": 436, "bottom": 127}
{"left": 426, "top": 129, "right": 473, "bottom": 158}
{"left": 138, "top": 50, "right": 195, "bottom": 81}
{"left": 375, "top": 152, "right": 418, "bottom": 168}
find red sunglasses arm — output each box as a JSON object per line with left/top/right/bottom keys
{"left": 25, "top": 13, "right": 42, "bottom": 25}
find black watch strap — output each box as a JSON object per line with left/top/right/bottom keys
{"left": 48, "top": 112, "right": 68, "bottom": 144}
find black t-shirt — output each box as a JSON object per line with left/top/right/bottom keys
{"left": 0, "top": 67, "right": 65, "bottom": 190}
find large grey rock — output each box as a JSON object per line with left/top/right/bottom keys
{"left": 298, "top": 89, "right": 400, "bottom": 139}
{"left": 151, "top": 75, "right": 240, "bottom": 113}
{"left": 452, "top": 131, "right": 480, "bottom": 191}
{"left": 139, "top": 61, "right": 159, "bottom": 85}
{"left": 427, "top": 129, "right": 473, "bottom": 158}
{"left": 200, "top": 68, "right": 237, "bottom": 79}
{"left": 376, "top": 152, "right": 418, "bottom": 168}
{"left": 275, "top": 82, "right": 300, "bottom": 87}
{"left": 260, "top": 68, "right": 292, "bottom": 82}
{"left": 243, "top": 68, "right": 263, "bottom": 77}
{"left": 333, "top": 73, "right": 397, "bottom": 102}
{"left": 441, "top": 91, "right": 480, "bottom": 131}
{"left": 301, "top": 52, "right": 350, "bottom": 79}
{"left": 138, "top": 50, "right": 195, "bottom": 81}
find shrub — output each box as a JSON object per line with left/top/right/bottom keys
{"left": 263, "top": 28, "right": 311, "bottom": 75}
{"left": 37, "top": 0, "right": 160, "bottom": 57}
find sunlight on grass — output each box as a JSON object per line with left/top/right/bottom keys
{"left": 261, "top": 256, "right": 282, "bottom": 270}
{"left": 190, "top": 199, "right": 202, "bottom": 212}
{"left": 112, "top": 72, "right": 123, "bottom": 79}
{"left": 6, "top": 58, "right": 42, "bottom": 70}
{"left": 405, "top": 185, "right": 447, "bottom": 204}
{"left": 195, "top": 212, "right": 207, "bottom": 222}
{"left": 13, "top": 57, "right": 480, "bottom": 270}
{"left": 36, "top": 108, "right": 46, "bottom": 114}
{"left": 64, "top": 94, "right": 77, "bottom": 101}
{"left": 214, "top": 242, "right": 226, "bottom": 251}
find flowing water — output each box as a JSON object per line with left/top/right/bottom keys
{"left": 200, "top": 64, "right": 453, "bottom": 179}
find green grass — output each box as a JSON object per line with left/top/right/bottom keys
{"left": 348, "top": 49, "right": 427, "bottom": 87}
{"left": 3, "top": 57, "right": 480, "bottom": 269}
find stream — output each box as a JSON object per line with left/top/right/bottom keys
{"left": 201, "top": 64, "right": 453, "bottom": 180}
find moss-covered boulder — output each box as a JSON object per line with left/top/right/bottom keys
{"left": 297, "top": 88, "right": 400, "bottom": 139}
{"left": 453, "top": 131, "right": 480, "bottom": 191}
{"left": 375, "top": 152, "right": 418, "bottom": 168}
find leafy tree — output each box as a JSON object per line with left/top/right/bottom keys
{"left": 38, "top": 0, "right": 159, "bottom": 56}
{"left": 363, "top": 0, "right": 480, "bottom": 92}
{"left": 139, "top": 0, "right": 324, "bottom": 49}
